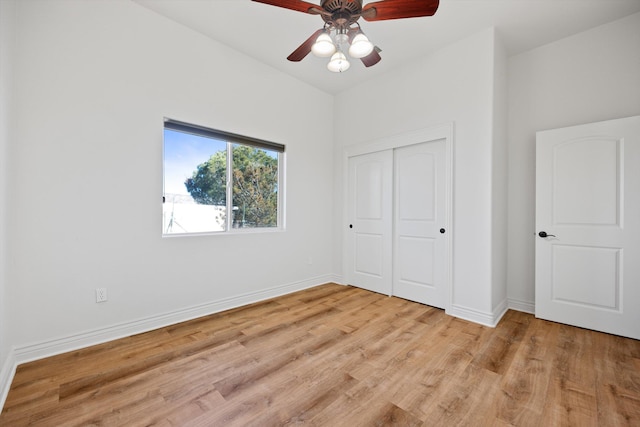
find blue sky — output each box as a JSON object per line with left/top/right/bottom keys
{"left": 163, "top": 129, "right": 226, "bottom": 195}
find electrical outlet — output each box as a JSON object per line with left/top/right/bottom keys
{"left": 96, "top": 288, "right": 108, "bottom": 303}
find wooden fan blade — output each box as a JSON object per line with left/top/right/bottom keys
{"left": 362, "top": 0, "right": 439, "bottom": 22}
{"left": 287, "top": 29, "right": 324, "bottom": 62}
{"left": 251, "top": 0, "right": 322, "bottom": 15}
{"left": 360, "top": 47, "right": 381, "bottom": 67}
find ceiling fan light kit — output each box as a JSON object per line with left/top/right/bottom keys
{"left": 327, "top": 50, "right": 351, "bottom": 72}
{"left": 348, "top": 32, "right": 374, "bottom": 58}
{"left": 252, "top": 0, "right": 440, "bottom": 73}
{"left": 311, "top": 31, "right": 337, "bottom": 57}
{"left": 313, "top": 28, "right": 372, "bottom": 72}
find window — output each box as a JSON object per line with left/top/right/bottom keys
{"left": 163, "top": 119, "right": 285, "bottom": 235}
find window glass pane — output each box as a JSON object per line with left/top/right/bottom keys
{"left": 163, "top": 129, "right": 227, "bottom": 234}
{"left": 231, "top": 144, "right": 279, "bottom": 229}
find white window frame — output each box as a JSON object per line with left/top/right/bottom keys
{"left": 163, "top": 118, "right": 286, "bottom": 236}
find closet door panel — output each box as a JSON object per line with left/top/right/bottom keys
{"left": 346, "top": 150, "right": 393, "bottom": 295}
{"left": 393, "top": 140, "right": 447, "bottom": 308}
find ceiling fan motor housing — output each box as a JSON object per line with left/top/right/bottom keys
{"left": 321, "top": 0, "right": 363, "bottom": 28}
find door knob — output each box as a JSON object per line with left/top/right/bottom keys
{"left": 538, "top": 231, "right": 556, "bottom": 238}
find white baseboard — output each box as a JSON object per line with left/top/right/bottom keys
{"left": 508, "top": 297, "right": 535, "bottom": 314}
{"left": 447, "top": 299, "right": 508, "bottom": 328}
{"left": 12, "top": 275, "right": 335, "bottom": 366}
{"left": 0, "top": 349, "right": 16, "bottom": 412}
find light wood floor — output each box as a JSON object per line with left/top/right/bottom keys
{"left": 2, "top": 284, "right": 639, "bottom": 426}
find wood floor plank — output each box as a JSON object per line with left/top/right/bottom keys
{"left": 245, "top": 369, "right": 359, "bottom": 425}
{"left": 349, "top": 315, "right": 475, "bottom": 421}
{"left": 592, "top": 331, "right": 640, "bottom": 425}
{"left": 540, "top": 324, "right": 599, "bottom": 426}
{"left": 493, "top": 317, "right": 559, "bottom": 426}
{"left": 2, "top": 284, "right": 639, "bottom": 426}
{"left": 471, "top": 310, "right": 530, "bottom": 375}
{"left": 421, "top": 362, "right": 503, "bottom": 425}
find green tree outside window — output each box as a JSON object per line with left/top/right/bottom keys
{"left": 185, "top": 145, "right": 278, "bottom": 228}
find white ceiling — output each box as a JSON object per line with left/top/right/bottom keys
{"left": 133, "top": 0, "right": 640, "bottom": 95}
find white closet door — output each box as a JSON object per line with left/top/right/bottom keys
{"left": 536, "top": 115, "right": 640, "bottom": 340}
{"left": 393, "top": 140, "right": 447, "bottom": 309}
{"left": 346, "top": 150, "right": 393, "bottom": 295}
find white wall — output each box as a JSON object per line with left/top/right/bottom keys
{"left": 0, "top": 0, "right": 16, "bottom": 395}
{"left": 507, "top": 12, "right": 640, "bottom": 310}
{"left": 334, "top": 28, "right": 504, "bottom": 324}
{"left": 6, "top": 0, "right": 335, "bottom": 360}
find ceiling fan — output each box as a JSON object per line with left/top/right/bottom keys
{"left": 252, "top": 0, "right": 440, "bottom": 72}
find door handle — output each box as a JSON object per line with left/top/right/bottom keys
{"left": 538, "top": 231, "right": 556, "bottom": 238}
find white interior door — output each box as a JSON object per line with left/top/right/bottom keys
{"left": 393, "top": 140, "right": 447, "bottom": 308}
{"left": 535, "top": 116, "right": 640, "bottom": 340}
{"left": 346, "top": 150, "right": 393, "bottom": 295}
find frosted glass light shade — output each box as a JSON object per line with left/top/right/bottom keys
{"left": 327, "top": 51, "right": 350, "bottom": 72}
{"left": 348, "top": 33, "right": 374, "bottom": 58}
{"left": 311, "top": 33, "right": 336, "bottom": 57}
